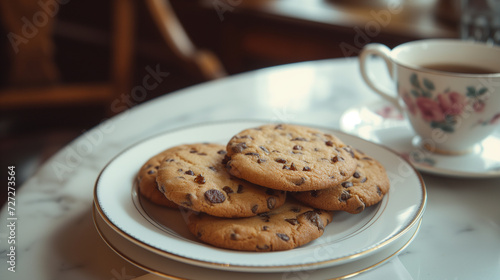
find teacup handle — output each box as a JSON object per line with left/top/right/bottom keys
{"left": 359, "top": 43, "right": 398, "bottom": 107}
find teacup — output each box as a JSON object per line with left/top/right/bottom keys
{"left": 359, "top": 39, "right": 500, "bottom": 154}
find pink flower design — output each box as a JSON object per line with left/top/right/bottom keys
{"left": 416, "top": 97, "right": 445, "bottom": 122}
{"left": 402, "top": 93, "right": 417, "bottom": 115}
{"left": 437, "top": 91, "right": 466, "bottom": 116}
{"left": 473, "top": 100, "right": 486, "bottom": 112}
{"left": 490, "top": 113, "right": 500, "bottom": 124}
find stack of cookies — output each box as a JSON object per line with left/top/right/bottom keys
{"left": 136, "top": 124, "right": 390, "bottom": 252}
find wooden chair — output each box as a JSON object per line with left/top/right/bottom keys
{"left": 145, "top": 0, "right": 227, "bottom": 81}
{"left": 0, "top": 0, "right": 135, "bottom": 116}
{"left": 0, "top": 0, "right": 225, "bottom": 119}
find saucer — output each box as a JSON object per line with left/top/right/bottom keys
{"left": 340, "top": 101, "right": 500, "bottom": 178}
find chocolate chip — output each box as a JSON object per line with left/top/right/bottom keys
{"left": 325, "top": 140, "right": 334, "bottom": 147}
{"left": 230, "top": 232, "right": 239, "bottom": 240}
{"left": 147, "top": 169, "right": 155, "bottom": 175}
{"left": 377, "top": 186, "right": 383, "bottom": 196}
{"left": 144, "top": 164, "right": 153, "bottom": 169}
{"left": 183, "top": 194, "right": 193, "bottom": 206}
{"left": 283, "top": 165, "right": 290, "bottom": 170}
{"left": 165, "top": 158, "right": 175, "bottom": 162}
{"left": 204, "top": 189, "right": 226, "bottom": 204}
{"left": 262, "top": 226, "right": 269, "bottom": 231}
{"left": 232, "top": 142, "right": 247, "bottom": 153}
{"left": 256, "top": 244, "right": 270, "bottom": 250}
{"left": 310, "top": 190, "right": 319, "bottom": 198}
{"left": 302, "top": 166, "right": 311, "bottom": 171}
{"left": 267, "top": 197, "right": 277, "bottom": 209}
{"left": 339, "top": 190, "right": 350, "bottom": 202}
{"left": 290, "top": 162, "right": 297, "bottom": 171}
{"left": 275, "top": 124, "right": 284, "bottom": 130}
{"left": 194, "top": 174, "right": 206, "bottom": 184}
{"left": 245, "top": 152, "right": 260, "bottom": 157}
{"left": 208, "top": 166, "right": 217, "bottom": 172}
{"left": 291, "top": 137, "right": 307, "bottom": 141}
{"left": 260, "top": 146, "right": 270, "bottom": 153}
{"left": 275, "top": 158, "right": 287, "bottom": 163}
{"left": 361, "top": 177, "right": 367, "bottom": 183}
{"left": 237, "top": 184, "right": 244, "bottom": 193}
{"left": 217, "top": 149, "right": 227, "bottom": 155}
{"left": 340, "top": 171, "right": 347, "bottom": 176}
{"left": 290, "top": 206, "right": 301, "bottom": 213}
{"left": 353, "top": 171, "right": 360, "bottom": 178}
{"left": 223, "top": 186, "right": 233, "bottom": 194}
{"left": 293, "top": 145, "right": 303, "bottom": 150}
{"left": 189, "top": 149, "right": 197, "bottom": 153}
{"left": 185, "top": 170, "right": 195, "bottom": 175}
{"left": 285, "top": 218, "right": 299, "bottom": 225}
{"left": 342, "top": 181, "right": 353, "bottom": 188}
{"left": 257, "top": 158, "right": 267, "bottom": 164}
{"left": 331, "top": 156, "right": 342, "bottom": 163}
{"left": 294, "top": 177, "right": 306, "bottom": 185}
{"left": 258, "top": 212, "right": 270, "bottom": 222}
{"left": 222, "top": 155, "right": 231, "bottom": 165}
{"left": 300, "top": 211, "right": 324, "bottom": 230}
{"left": 251, "top": 205, "right": 259, "bottom": 213}
{"left": 198, "top": 152, "right": 207, "bottom": 156}
{"left": 277, "top": 233, "right": 290, "bottom": 241}
{"left": 343, "top": 147, "right": 355, "bottom": 158}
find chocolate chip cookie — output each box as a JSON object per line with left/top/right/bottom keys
{"left": 156, "top": 143, "right": 286, "bottom": 218}
{"left": 185, "top": 199, "right": 333, "bottom": 251}
{"left": 137, "top": 149, "right": 180, "bottom": 208}
{"left": 225, "top": 124, "right": 357, "bottom": 192}
{"left": 292, "top": 149, "right": 390, "bottom": 214}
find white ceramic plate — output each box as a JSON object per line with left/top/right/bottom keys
{"left": 340, "top": 101, "right": 500, "bottom": 178}
{"left": 93, "top": 120, "right": 426, "bottom": 272}
{"left": 93, "top": 204, "right": 422, "bottom": 279}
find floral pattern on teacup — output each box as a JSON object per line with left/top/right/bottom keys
{"left": 475, "top": 113, "right": 500, "bottom": 126}
{"left": 402, "top": 73, "right": 495, "bottom": 133}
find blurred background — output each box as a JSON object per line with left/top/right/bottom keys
{"left": 0, "top": 0, "right": 465, "bottom": 205}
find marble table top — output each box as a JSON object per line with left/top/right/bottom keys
{"left": 1, "top": 57, "right": 499, "bottom": 280}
